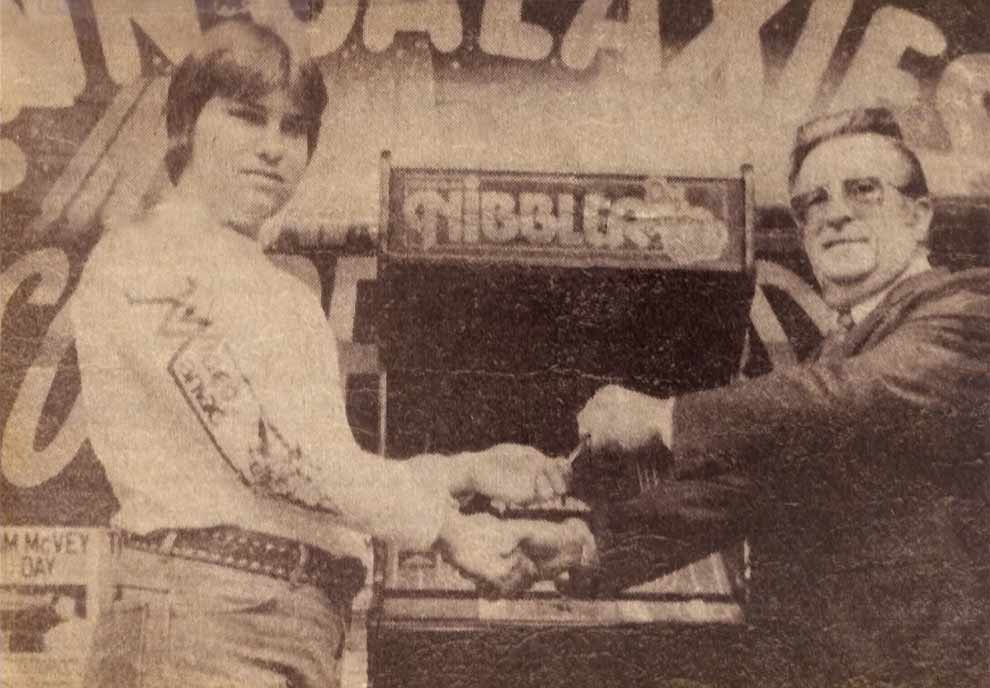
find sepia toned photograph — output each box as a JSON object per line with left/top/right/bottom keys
{"left": 1, "top": 1, "right": 987, "bottom": 686}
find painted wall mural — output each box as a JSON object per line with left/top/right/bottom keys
{"left": 2, "top": 0, "right": 988, "bottom": 525}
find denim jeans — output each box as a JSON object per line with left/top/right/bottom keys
{"left": 84, "top": 546, "right": 347, "bottom": 687}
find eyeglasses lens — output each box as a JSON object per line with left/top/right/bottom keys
{"left": 791, "top": 177, "right": 886, "bottom": 226}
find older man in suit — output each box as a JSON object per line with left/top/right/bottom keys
{"left": 565, "top": 108, "right": 989, "bottom": 686}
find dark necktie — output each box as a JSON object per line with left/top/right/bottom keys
{"left": 818, "top": 309, "right": 855, "bottom": 361}
{"left": 836, "top": 310, "right": 855, "bottom": 332}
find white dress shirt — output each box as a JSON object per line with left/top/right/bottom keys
{"left": 847, "top": 254, "right": 933, "bottom": 325}
{"left": 71, "top": 198, "right": 448, "bottom": 554}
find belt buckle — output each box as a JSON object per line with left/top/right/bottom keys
{"left": 288, "top": 543, "right": 310, "bottom": 588}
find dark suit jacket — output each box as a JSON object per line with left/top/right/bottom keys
{"left": 583, "top": 267, "right": 990, "bottom": 686}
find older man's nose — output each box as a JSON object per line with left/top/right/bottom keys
{"left": 822, "top": 189, "right": 854, "bottom": 228}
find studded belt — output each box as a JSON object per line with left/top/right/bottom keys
{"left": 121, "top": 527, "right": 367, "bottom": 607}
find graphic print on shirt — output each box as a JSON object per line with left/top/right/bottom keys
{"left": 169, "top": 336, "right": 342, "bottom": 516}
{"left": 129, "top": 278, "right": 342, "bottom": 516}
{"left": 126, "top": 277, "right": 213, "bottom": 338}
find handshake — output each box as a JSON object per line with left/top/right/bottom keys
{"left": 424, "top": 442, "right": 597, "bottom": 598}
{"left": 418, "top": 385, "right": 676, "bottom": 597}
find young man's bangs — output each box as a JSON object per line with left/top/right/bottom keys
{"left": 208, "top": 44, "right": 291, "bottom": 103}
{"left": 207, "top": 45, "right": 322, "bottom": 119}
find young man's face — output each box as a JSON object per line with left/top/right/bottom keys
{"left": 790, "top": 133, "right": 932, "bottom": 308}
{"left": 182, "top": 88, "right": 311, "bottom": 239}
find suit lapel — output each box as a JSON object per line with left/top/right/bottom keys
{"left": 815, "top": 268, "right": 951, "bottom": 360}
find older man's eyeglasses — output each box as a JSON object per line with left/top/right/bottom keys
{"left": 790, "top": 177, "right": 903, "bottom": 226}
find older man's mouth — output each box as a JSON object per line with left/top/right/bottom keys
{"left": 821, "top": 237, "right": 867, "bottom": 250}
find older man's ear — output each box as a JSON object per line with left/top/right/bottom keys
{"left": 909, "top": 195, "right": 934, "bottom": 245}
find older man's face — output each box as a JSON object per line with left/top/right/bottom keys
{"left": 791, "top": 133, "right": 932, "bottom": 308}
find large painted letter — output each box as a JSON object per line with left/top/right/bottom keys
{"left": 769, "top": 0, "right": 855, "bottom": 123}
{"left": 251, "top": 0, "right": 360, "bottom": 58}
{"left": 560, "top": 0, "right": 661, "bottom": 80}
{"left": 750, "top": 259, "right": 833, "bottom": 368}
{"left": 479, "top": 0, "right": 552, "bottom": 62}
{"left": 1, "top": 0, "right": 85, "bottom": 123}
{"left": 829, "top": 7, "right": 945, "bottom": 112}
{"left": 937, "top": 54, "right": 990, "bottom": 156}
{"left": 1, "top": 249, "right": 87, "bottom": 487}
{"left": 91, "top": 0, "right": 201, "bottom": 85}
{"left": 363, "top": 0, "right": 462, "bottom": 54}
{"left": 303, "top": 0, "right": 360, "bottom": 57}
{"left": 665, "top": 0, "right": 788, "bottom": 110}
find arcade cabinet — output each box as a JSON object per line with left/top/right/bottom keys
{"left": 371, "top": 155, "right": 756, "bottom": 686}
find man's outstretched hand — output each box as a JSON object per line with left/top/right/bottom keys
{"left": 577, "top": 385, "right": 673, "bottom": 452}
{"left": 410, "top": 444, "right": 570, "bottom": 508}
{"left": 465, "top": 444, "right": 571, "bottom": 506}
{"left": 436, "top": 512, "right": 538, "bottom": 597}
{"left": 515, "top": 517, "right": 598, "bottom": 580}
{"left": 436, "top": 513, "right": 597, "bottom": 597}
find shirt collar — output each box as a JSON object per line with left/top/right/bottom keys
{"left": 846, "top": 254, "right": 933, "bottom": 325}
{"left": 153, "top": 193, "right": 266, "bottom": 259}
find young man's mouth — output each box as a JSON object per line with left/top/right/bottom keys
{"left": 242, "top": 168, "right": 285, "bottom": 184}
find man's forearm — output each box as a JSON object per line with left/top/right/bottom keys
{"left": 406, "top": 451, "right": 478, "bottom": 499}
{"left": 671, "top": 309, "right": 990, "bottom": 477}
{"left": 573, "top": 473, "right": 756, "bottom": 596}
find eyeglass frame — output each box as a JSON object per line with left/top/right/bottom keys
{"left": 789, "top": 176, "right": 918, "bottom": 228}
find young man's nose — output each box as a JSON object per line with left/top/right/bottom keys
{"left": 256, "top": 125, "right": 287, "bottom": 163}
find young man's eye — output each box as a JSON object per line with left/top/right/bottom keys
{"left": 281, "top": 116, "right": 310, "bottom": 138}
{"left": 228, "top": 106, "right": 265, "bottom": 125}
